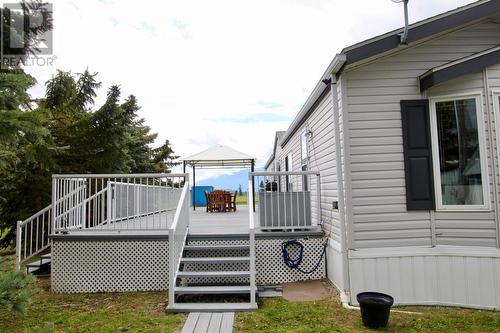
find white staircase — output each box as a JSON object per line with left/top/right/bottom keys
{"left": 168, "top": 237, "right": 258, "bottom": 312}
{"left": 25, "top": 253, "right": 52, "bottom": 276}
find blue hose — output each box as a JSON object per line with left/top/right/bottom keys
{"left": 281, "top": 239, "right": 326, "bottom": 274}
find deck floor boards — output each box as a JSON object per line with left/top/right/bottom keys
{"left": 182, "top": 312, "right": 234, "bottom": 333}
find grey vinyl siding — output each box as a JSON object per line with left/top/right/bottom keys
{"left": 427, "top": 72, "right": 497, "bottom": 247}
{"left": 344, "top": 20, "right": 500, "bottom": 249}
{"left": 279, "top": 90, "right": 342, "bottom": 243}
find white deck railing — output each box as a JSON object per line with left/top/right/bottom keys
{"left": 168, "top": 179, "right": 190, "bottom": 309}
{"left": 249, "top": 171, "right": 321, "bottom": 231}
{"left": 16, "top": 204, "right": 52, "bottom": 270}
{"left": 247, "top": 178, "right": 257, "bottom": 307}
{"left": 52, "top": 173, "right": 187, "bottom": 232}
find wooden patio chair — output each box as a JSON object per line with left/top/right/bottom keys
{"left": 227, "top": 191, "right": 237, "bottom": 212}
{"left": 209, "top": 190, "right": 227, "bottom": 212}
{"left": 205, "top": 191, "right": 211, "bottom": 212}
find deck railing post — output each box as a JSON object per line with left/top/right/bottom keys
{"left": 168, "top": 228, "right": 175, "bottom": 309}
{"left": 15, "top": 221, "right": 22, "bottom": 271}
{"left": 248, "top": 176, "right": 257, "bottom": 307}
{"left": 184, "top": 173, "right": 190, "bottom": 228}
{"left": 51, "top": 177, "right": 56, "bottom": 234}
{"left": 316, "top": 173, "right": 321, "bottom": 227}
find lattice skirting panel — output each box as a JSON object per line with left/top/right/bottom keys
{"left": 52, "top": 236, "right": 325, "bottom": 293}
{"left": 255, "top": 237, "right": 325, "bottom": 284}
{"left": 52, "top": 240, "right": 169, "bottom": 293}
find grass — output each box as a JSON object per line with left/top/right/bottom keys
{"left": 0, "top": 278, "right": 185, "bottom": 333}
{"left": 235, "top": 192, "right": 259, "bottom": 205}
{"left": 0, "top": 254, "right": 184, "bottom": 333}
{"left": 235, "top": 295, "right": 500, "bottom": 333}
{"left": 236, "top": 194, "right": 248, "bottom": 205}
{"left": 1, "top": 252, "right": 500, "bottom": 333}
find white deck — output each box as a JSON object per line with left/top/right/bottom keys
{"left": 65, "top": 204, "right": 321, "bottom": 236}
{"left": 71, "top": 205, "right": 254, "bottom": 235}
{"left": 190, "top": 204, "right": 253, "bottom": 234}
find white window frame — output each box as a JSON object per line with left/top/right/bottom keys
{"left": 429, "top": 92, "right": 490, "bottom": 211}
{"left": 493, "top": 90, "right": 500, "bottom": 177}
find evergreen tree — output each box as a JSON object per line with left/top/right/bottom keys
{"left": 0, "top": 70, "right": 53, "bottom": 247}
{"left": 0, "top": 265, "right": 37, "bottom": 314}
{"left": 1, "top": 68, "right": 180, "bottom": 247}
{"left": 152, "top": 139, "right": 180, "bottom": 173}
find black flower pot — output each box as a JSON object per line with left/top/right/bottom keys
{"left": 357, "top": 292, "right": 394, "bottom": 329}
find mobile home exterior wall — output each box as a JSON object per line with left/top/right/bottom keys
{"left": 341, "top": 19, "right": 500, "bottom": 308}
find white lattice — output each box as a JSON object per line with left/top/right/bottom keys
{"left": 51, "top": 236, "right": 325, "bottom": 293}
{"left": 52, "top": 240, "right": 168, "bottom": 293}
{"left": 256, "top": 238, "right": 325, "bottom": 284}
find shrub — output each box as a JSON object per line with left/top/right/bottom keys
{"left": 0, "top": 264, "right": 37, "bottom": 314}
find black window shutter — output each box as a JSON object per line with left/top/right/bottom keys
{"left": 400, "top": 99, "right": 435, "bottom": 210}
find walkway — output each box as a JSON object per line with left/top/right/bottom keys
{"left": 181, "top": 312, "right": 234, "bottom": 333}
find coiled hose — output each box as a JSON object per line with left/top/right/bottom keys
{"left": 281, "top": 239, "right": 327, "bottom": 274}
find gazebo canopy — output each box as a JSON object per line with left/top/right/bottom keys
{"left": 180, "top": 144, "right": 256, "bottom": 168}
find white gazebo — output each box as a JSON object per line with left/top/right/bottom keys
{"left": 180, "top": 144, "right": 257, "bottom": 211}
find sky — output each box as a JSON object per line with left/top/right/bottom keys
{"left": 14, "top": 0, "right": 477, "bottom": 185}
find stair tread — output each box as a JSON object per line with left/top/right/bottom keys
{"left": 174, "top": 285, "right": 252, "bottom": 294}
{"left": 177, "top": 271, "right": 250, "bottom": 277}
{"left": 26, "top": 258, "right": 51, "bottom": 267}
{"left": 180, "top": 257, "right": 250, "bottom": 263}
{"left": 41, "top": 254, "right": 51, "bottom": 259}
{"left": 184, "top": 245, "right": 249, "bottom": 250}
{"left": 167, "top": 302, "right": 257, "bottom": 312}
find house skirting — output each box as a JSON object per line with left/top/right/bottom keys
{"left": 51, "top": 234, "right": 326, "bottom": 293}
{"left": 347, "top": 246, "right": 500, "bottom": 310}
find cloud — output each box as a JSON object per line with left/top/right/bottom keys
{"left": 172, "top": 18, "right": 192, "bottom": 39}
{"left": 256, "top": 100, "right": 284, "bottom": 109}
{"left": 217, "top": 112, "right": 292, "bottom": 123}
{"left": 23, "top": 0, "right": 477, "bottom": 182}
{"left": 138, "top": 21, "right": 157, "bottom": 36}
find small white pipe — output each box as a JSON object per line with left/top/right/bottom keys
{"left": 340, "top": 291, "right": 423, "bottom": 315}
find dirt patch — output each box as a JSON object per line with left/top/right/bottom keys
{"left": 282, "top": 279, "right": 331, "bottom": 302}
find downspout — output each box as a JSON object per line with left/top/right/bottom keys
{"left": 329, "top": 74, "right": 351, "bottom": 304}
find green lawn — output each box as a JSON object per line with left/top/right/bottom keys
{"left": 236, "top": 297, "right": 500, "bottom": 333}
{"left": 1, "top": 252, "right": 500, "bottom": 333}
{"left": 235, "top": 193, "right": 259, "bottom": 205}
{"left": 0, "top": 277, "right": 184, "bottom": 333}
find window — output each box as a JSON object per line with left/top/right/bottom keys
{"left": 300, "top": 129, "right": 308, "bottom": 165}
{"left": 430, "top": 94, "right": 489, "bottom": 210}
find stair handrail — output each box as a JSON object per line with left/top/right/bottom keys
{"left": 16, "top": 204, "right": 52, "bottom": 271}
{"left": 248, "top": 176, "right": 257, "bottom": 307}
{"left": 167, "top": 175, "right": 190, "bottom": 310}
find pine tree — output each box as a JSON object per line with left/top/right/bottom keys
{"left": 0, "top": 265, "right": 37, "bottom": 314}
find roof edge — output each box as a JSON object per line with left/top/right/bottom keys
{"left": 264, "top": 154, "right": 274, "bottom": 169}
{"left": 280, "top": 54, "right": 346, "bottom": 147}
{"left": 419, "top": 45, "right": 500, "bottom": 91}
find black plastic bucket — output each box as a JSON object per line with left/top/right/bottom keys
{"left": 357, "top": 292, "right": 394, "bottom": 329}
